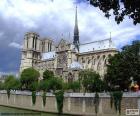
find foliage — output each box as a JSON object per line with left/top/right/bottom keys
{"left": 89, "top": 0, "right": 140, "bottom": 25}
{"left": 20, "top": 68, "right": 39, "bottom": 90}
{"left": 43, "top": 69, "right": 54, "bottom": 80}
{"left": 4, "top": 75, "right": 21, "bottom": 99}
{"left": 105, "top": 40, "right": 140, "bottom": 91}
{"left": 42, "top": 91, "right": 47, "bottom": 107}
{"left": 7, "top": 89, "right": 10, "bottom": 99}
{"left": 4, "top": 75, "right": 21, "bottom": 90}
{"left": 79, "top": 70, "right": 104, "bottom": 92}
{"left": 29, "top": 82, "right": 39, "bottom": 91}
{"left": 68, "top": 81, "right": 80, "bottom": 92}
{"left": 110, "top": 91, "right": 123, "bottom": 114}
{"left": 94, "top": 92, "right": 99, "bottom": 115}
{"left": 46, "top": 77, "right": 63, "bottom": 92}
{"left": 0, "top": 82, "right": 5, "bottom": 90}
{"left": 54, "top": 90, "right": 64, "bottom": 114}
{"left": 38, "top": 80, "right": 48, "bottom": 91}
{"left": 32, "top": 91, "right": 36, "bottom": 105}
{"left": 110, "top": 92, "right": 113, "bottom": 109}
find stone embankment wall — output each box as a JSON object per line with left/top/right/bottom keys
{"left": 0, "top": 91, "right": 139, "bottom": 116}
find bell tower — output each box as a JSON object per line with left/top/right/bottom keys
{"left": 20, "top": 32, "right": 41, "bottom": 72}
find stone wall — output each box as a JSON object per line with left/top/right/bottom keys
{"left": 0, "top": 91, "right": 139, "bottom": 116}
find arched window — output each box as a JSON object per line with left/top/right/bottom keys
{"left": 68, "top": 73, "right": 73, "bottom": 83}
{"left": 88, "top": 59, "right": 91, "bottom": 64}
{"left": 103, "top": 55, "right": 106, "bottom": 59}
{"left": 108, "top": 54, "right": 111, "bottom": 57}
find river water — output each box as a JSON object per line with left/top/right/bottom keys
{"left": 0, "top": 106, "right": 64, "bottom": 116}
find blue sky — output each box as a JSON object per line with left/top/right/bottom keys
{"left": 0, "top": 0, "right": 140, "bottom": 73}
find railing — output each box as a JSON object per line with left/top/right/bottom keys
{"left": 0, "top": 90, "right": 140, "bottom": 97}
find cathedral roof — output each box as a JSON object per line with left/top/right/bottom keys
{"left": 79, "top": 38, "right": 116, "bottom": 53}
{"left": 42, "top": 51, "right": 55, "bottom": 60}
{"left": 68, "top": 61, "right": 83, "bottom": 70}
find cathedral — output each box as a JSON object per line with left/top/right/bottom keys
{"left": 20, "top": 7, "right": 117, "bottom": 82}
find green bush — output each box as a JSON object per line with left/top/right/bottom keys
{"left": 32, "top": 91, "right": 36, "bottom": 105}
{"left": 42, "top": 91, "right": 46, "bottom": 107}
{"left": 7, "top": 89, "right": 10, "bottom": 99}
{"left": 68, "top": 81, "right": 80, "bottom": 92}
{"left": 94, "top": 92, "right": 99, "bottom": 115}
{"left": 20, "top": 68, "right": 39, "bottom": 90}
{"left": 110, "top": 91, "right": 123, "bottom": 114}
{"left": 54, "top": 90, "right": 64, "bottom": 114}
{"left": 43, "top": 70, "right": 54, "bottom": 80}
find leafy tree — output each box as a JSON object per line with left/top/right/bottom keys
{"left": 68, "top": 81, "right": 81, "bottom": 92}
{"left": 4, "top": 75, "right": 21, "bottom": 98}
{"left": 54, "top": 90, "right": 64, "bottom": 114}
{"left": 29, "top": 82, "right": 39, "bottom": 91}
{"left": 46, "top": 77, "right": 63, "bottom": 92}
{"left": 4, "top": 75, "right": 21, "bottom": 90}
{"left": 0, "top": 82, "right": 5, "bottom": 90}
{"left": 38, "top": 80, "right": 48, "bottom": 91}
{"left": 89, "top": 0, "right": 140, "bottom": 25}
{"left": 39, "top": 76, "right": 64, "bottom": 92}
{"left": 20, "top": 68, "right": 40, "bottom": 90}
{"left": 43, "top": 69, "right": 54, "bottom": 80}
{"left": 105, "top": 40, "right": 140, "bottom": 91}
{"left": 79, "top": 69, "right": 104, "bottom": 92}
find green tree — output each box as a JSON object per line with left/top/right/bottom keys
{"left": 4, "top": 75, "right": 21, "bottom": 98}
{"left": 39, "top": 80, "right": 48, "bottom": 91}
{"left": 54, "top": 90, "right": 64, "bottom": 114}
{"left": 4, "top": 75, "right": 21, "bottom": 90}
{"left": 105, "top": 40, "right": 140, "bottom": 91}
{"left": 47, "top": 77, "right": 63, "bottom": 92}
{"left": 20, "top": 68, "right": 40, "bottom": 90}
{"left": 79, "top": 69, "right": 104, "bottom": 92}
{"left": 68, "top": 81, "right": 81, "bottom": 92}
{"left": 0, "top": 82, "right": 4, "bottom": 90}
{"left": 89, "top": 0, "right": 140, "bottom": 25}
{"left": 43, "top": 69, "right": 54, "bottom": 80}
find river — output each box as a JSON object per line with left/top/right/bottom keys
{"left": 0, "top": 105, "right": 65, "bottom": 116}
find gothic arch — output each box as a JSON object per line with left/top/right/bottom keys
{"left": 102, "top": 55, "right": 108, "bottom": 76}
{"left": 68, "top": 72, "right": 74, "bottom": 83}
{"left": 97, "top": 56, "right": 103, "bottom": 71}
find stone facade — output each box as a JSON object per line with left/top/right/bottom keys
{"left": 20, "top": 8, "right": 118, "bottom": 81}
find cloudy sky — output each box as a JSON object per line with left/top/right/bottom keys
{"left": 0, "top": 0, "right": 140, "bottom": 73}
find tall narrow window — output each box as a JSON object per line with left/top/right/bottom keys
{"left": 27, "top": 38, "right": 28, "bottom": 49}
{"left": 42, "top": 42, "right": 43, "bottom": 52}
{"left": 50, "top": 43, "right": 52, "bottom": 51}
{"left": 32, "top": 37, "right": 34, "bottom": 49}
{"left": 48, "top": 43, "right": 50, "bottom": 52}
{"left": 35, "top": 36, "right": 37, "bottom": 50}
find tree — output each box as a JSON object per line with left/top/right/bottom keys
{"left": 105, "top": 40, "right": 140, "bottom": 91}
{"left": 79, "top": 69, "right": 104, "bottom": 92}
{"left": 0, "top": 82, "right": 4, "bottom": 90}
{"left": 20, "top": 68, "right": 40, "bottom": 90}
{"left": 89, "top": 0, "right": 140, "bottom": 25}
{"left": 46, "top": 77, "right": 64, "bottom": 92}
{"left": 4, "top": 75, "right": 21, "bottom": 90}
{"left": 43, "top": 69, "right": 54, "bottom": 80}
{"left": 4, "top": 75, "right": 21, "bottom": 98}
{"left": 68, "top": 81, "right": 81, "bottom": 92}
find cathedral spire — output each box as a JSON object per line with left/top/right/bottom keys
{"left": 73, "top": 6, "right": 79, "bottom": 52}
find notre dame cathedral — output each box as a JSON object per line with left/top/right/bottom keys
{"left": 20, "top": 7, "right": 117, "bottom": 82}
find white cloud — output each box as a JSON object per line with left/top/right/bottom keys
{"left": 0, "top": 0, "right": 140, "bottom": 49}
{"left": 9, "top": 42, "right": 22, "bottom": 49}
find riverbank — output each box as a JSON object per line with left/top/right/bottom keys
{"left": 0, "top": 91, "right": 139, "bottom": 116}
